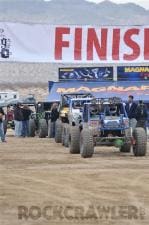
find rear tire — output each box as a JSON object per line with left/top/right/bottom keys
{"left": 133, "top": 127, "right": 147, "bottom": 156}
{"left": 55, "top": 119, "right": 62, "bottom": 143}
{"left": 80, "top": 129, "right": 94, "bottom": 158}
{"left": 69, "top": 126, "right": 80, "bottom": 154}
{"left": 38, "top": 119, "right": 48, "bottom": 138}
{"left": 29, "top": 119, "right": 36, "bottom": 137}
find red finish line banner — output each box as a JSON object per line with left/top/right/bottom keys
{"left": 0, "top": 23, "right": 149, "bottom": 63}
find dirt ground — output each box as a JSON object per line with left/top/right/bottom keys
{"left": 0, "top": 133, "right": 149, "bottom": 225}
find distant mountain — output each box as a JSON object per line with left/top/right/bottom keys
{"left": 0, "top": 0, "right": 148, "bottom": 25}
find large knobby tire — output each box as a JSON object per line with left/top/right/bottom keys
{"left": 80, "top": 129, "right": 94, "bottom": 158}
{"left": 28, "top": 119, "right": 36, "bottom": 137}
{"left": 3, "top": 120, "right": 7, "bottom": 135}
{"left": 38, "top": 119, "right": 48, "bottom": 138}
{"left": 61, "top": 124, "right": 65, "bottom": 146}
{"left": 64, "top": 124, "right": 69, "bottom": 148}
{"left": 133, "top": 127, "right": 147, "bottom": 157}
{"left": 120, "top": 129, "right": 131, "bottom": 153}
{"left": 55, "top": 120, "right": 62, "bottom": 143}
{"left": 69, "top": 126, "right": 80, "bottom": 154}
{"left": 48, "top": 120, "right": 55, "bottom": 138}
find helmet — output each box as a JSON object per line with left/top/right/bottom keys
{"left": 74, "top": 101, "right": 81, "bottom": 108}
{"left": 109, "top": 105, "right": 117, "bottom": 115}
{"left": 90, "top": 106, "right": 98, "bottom": 115}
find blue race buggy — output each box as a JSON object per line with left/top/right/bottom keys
{"left": 80, "top": 97, "right": 147, "bottom": 158}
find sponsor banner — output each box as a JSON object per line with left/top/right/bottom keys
{"left": 117, "top": 66, "right": 149, "bottom": 81}
{"left": 47, "top": 81, "right": 149, "bottom": 102}
{"left": 0, "top": 23, "right": 149, "bottom": 63}
{"left": 59, "top": 67, "right": 113, "bottom": 81}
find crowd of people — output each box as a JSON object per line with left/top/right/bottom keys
{"left": 0, "top": 103, "right": 32, "bottom": 142}
{"left": 13, "top": 103, "right": 32, "bottom": 137}
{"left": 0, "top": 96, "right": 148, "bottom": 143}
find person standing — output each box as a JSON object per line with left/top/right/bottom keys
{"left": 6, "top": 105, "right": 14, "bottom": 122}
{"left": 135, "top": 100, "right": 148, "bottom": 131}
{"left": 125, "top": 95, "right": 137, "bottom": 130}
{"left": 50, "top": 103, "right": 59, "bottom": 137}
{"left": 0, "top": 107, "right": 6, "bottom": 142}
{"left": 21, "top": 105, "right": 31, "bottom": 137}
{"left": 14, "top": 103, "right": 24, "bottom": 137}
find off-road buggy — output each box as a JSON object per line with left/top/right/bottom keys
{"left": 61, "top": 95, "right": 93, "bottom": 148}
{"left": 54, "top": 93, "right": 93, "bottom": 143}
{"left": 29, "top": 101, "right": 54, "bottom": 138}
{"left": 69, "top": 97, "right": 147, "bottom": 158}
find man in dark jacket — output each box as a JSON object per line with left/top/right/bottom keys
{"left": 136, "top": 100, "right": 148, "bottom": 130}
{"left": 50, "top": 103, "right": 59, "bottom": 137}
{"left": 22, "top": 105, "right": 32, "bottom": 137}
{"left": 125, "top": 95, "right": 137, "bottom": 130}
{"left": 0, "top": 107, "right": 6, "bottom": 142}
{"left": 14, "top": 103, "right": 24, "bottom": 137}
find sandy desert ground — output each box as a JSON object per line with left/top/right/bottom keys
{"left": 0, "top": 133, "right": 149, "bottom": 225}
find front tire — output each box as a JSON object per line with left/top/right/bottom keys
{"left": 38, "top": 119, "right": 48, "bottom": 138}
{"left": 80, "top": 129, "right": 94, "bottom": 158}
{"left": 69, "top": 126, "right": 80, "bottom": 154}
{"left": 29, "top": 119, "right": 36, "bottom": 137}
{"left": 133, "top": 127, "right": 147, "bottom": 156}
{"left": 55, "top": 119, "right": 62, "bottom": 143}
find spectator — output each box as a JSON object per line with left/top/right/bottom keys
{"left": 6, "top": 105, "right": 14, "bottom": 121}
{"left": 125, "top": 95, "right": 137, "bottom": 130}
{"left": 21, "top": 105, "right": 32, "bottom": 137}
{"left": 14, "top": 103, "right": 23, "bottom": 137}
{"left": 136, "top": 100, "right": 148, "bottom": 131}
{"left": 0, "top": 107, "right": 6, "bottom": 142}
{"left": 50, "top": 103, "right": 59, "bottom": 137}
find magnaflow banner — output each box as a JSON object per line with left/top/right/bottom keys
{"left": 47, "top": 81, "right": 149, "bottom": 102}
{"left": 117, "top": 66, "right": 149, "bottom": 81}
{"left": 59, "top": 67, "right": 113, "bottom": 81}
{"left": 0, "top": 23, "right": 149, "bottom": 63}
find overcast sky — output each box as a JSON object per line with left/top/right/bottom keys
{"left": 86, "top": 0, "right": 149, "bottom": 9}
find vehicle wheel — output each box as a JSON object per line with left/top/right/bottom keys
{"left": 80, "top": 129, "right": 94, "bottom": 158}
{"left": 38, "top": 119, "right": 48, "bottom": 138}
{"left": 61, "top": 124, "right": 65, "bottom": 145}
{"left": 3, "top": 120, "right": 7, "bottom": 135}
{"left": 29, "top": 119, "right": 36, "bottom": 137}
{"left": 48, "top": 120, "right": 54, "bottom": 138}
{"left": 69, "top": 126, "right": 80, "bottom": 153}
{"left": 133, "top": 127, "right": 147, "bottom": 156}
{"left": 55, "top": 119, "right": 62, "bottom": 143}
{"left": 64, "top": 124, "right": 69, "bottom": 148}
{"left": 120, "top": 129, "right": 131, "bottom": 153}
